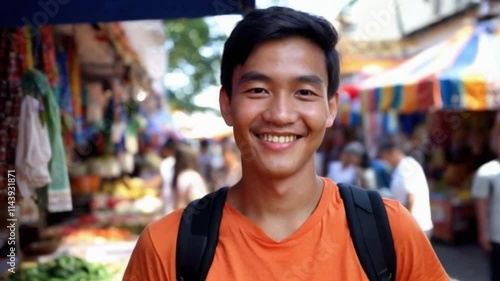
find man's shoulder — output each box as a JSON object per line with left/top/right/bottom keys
{"left": 148, "top": 208, "right": 184, "bottom": 238}
{"left": 123, "top": 209, "right": 185, "bottom": 280}
{"left": 144, "top": 209, "right": 184, "bottom": 250}
{"left": 476, "top": 159, "right": 500, "bottom": 176}
{"left": 381, "top": 197, "right": 405, "bottom": 222}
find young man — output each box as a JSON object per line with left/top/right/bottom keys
{"left": 123, "top": 7, "right": 448, "bottom": 281}
{"left": 472, "top": 112, "right": 500, "bottom": 281}
{"left": 378, "top": 140, "right": 434, "bottom": 238}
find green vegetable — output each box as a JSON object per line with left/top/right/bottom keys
{"left": 7, "top": 255, "right": 114, "bottom": 281}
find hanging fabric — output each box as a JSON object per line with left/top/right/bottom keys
{"left": 24, "top": 26, "right": 34, "bottom": 70}
{"left": 15, "top": 93, "right": 52, "bottom": 199}
{"left": 41, "top": 26, "right": 59, "bottom": 87}
{"left": 0, "top": 28, "right": 25, "bottom": 194}
{"left": 67, "top": 37, "right": 84, "bottom": 145}
{"left": 22, "top": 69, "right": 73, "bottom": 212}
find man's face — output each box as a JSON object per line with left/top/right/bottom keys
{"left": 219, "top": 37, "right": 337, "bottom": 178}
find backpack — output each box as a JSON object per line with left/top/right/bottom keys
{"left": 176, "top": 183, "right": 396, "bottom": 281}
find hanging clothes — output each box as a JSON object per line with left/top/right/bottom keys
{"left": 21, "top": 69, "right": 73, "bottom": 212}
{"left": 15, "top": 95, "right": 52, "bottom": 198}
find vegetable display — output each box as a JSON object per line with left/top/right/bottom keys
{"left": 7, "top": 255, "right": 114, "bottom": 281}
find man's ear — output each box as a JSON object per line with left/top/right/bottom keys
{"left": 219, "top": 87, "right": 233, "bottom": 126}
{"left": 325, "top": 93, "right": 338, "bottom": 128}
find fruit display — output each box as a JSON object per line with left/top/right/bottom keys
{"left": 94, "top": 177, "right": 163, "bottom": 215}
{"left": 101, "top": 177, "right": 158, "bottom": 200}
{"left": 60, "top": 226, "right": 134, "bottom": 244}
{"left": 7, "top": 255, "right": 115, "bottom": 281}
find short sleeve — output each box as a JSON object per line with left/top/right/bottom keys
{"left": 384, "top": 200, "right": 449, "bottom": 281}
{"left": 471, "top": 165, "right": 493, "bottom": 199}
{"left": 394, "top": 159, "right": 424, "bottom": 194}
{"left": 176, "top": 170, "right": 193, "bottom": 194}
{"left": 122, "top": 227, "right": 170, "bottom": 281}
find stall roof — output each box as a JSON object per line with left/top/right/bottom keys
{"left": 354, "top": 25, "right": 476, "bottom": 113}
{"left": 439, "top": 20, "right": 500, "bottom": 110}
{"left": 0, "top": 0, "right": 255, "bottom": 28}
{"left": 352, "top": 19, "right": 500, "bottom": 113}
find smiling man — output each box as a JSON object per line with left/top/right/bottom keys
{"left": 123, "top": 6, "right": 448, "bottom": 281}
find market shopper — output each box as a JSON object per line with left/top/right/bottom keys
{"left": 326, "top": 141, "right": 363, "bottom": 185}
{"left": 158, "top": 137, "right": 177, "bottom": 215}
{"left": 171, "top": 143, "right": 209, "bottom": 209}
{"left": 472, "top": 112, "right": 500, "bottom": 281}
{"left": 123, "top": 6, "right": 448, "bottom": 281}
{"left": 378, "top": 140, "right": 434, "bottom": 238}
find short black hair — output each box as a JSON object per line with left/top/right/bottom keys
{"left": 221, "top": 6, "right": 340, "bottom": 99}
{"left": 377, "top": 139, "right": 399, "bottom": 156}
{"left": 162, "top": 137, "right": 178, "bottom": 152}
{"left": 199, "top": 138, "right": 209, "bottom": 149}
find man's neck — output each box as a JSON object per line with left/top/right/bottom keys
{"left": 227, "top": 161, "right": 324, "bottom": 241}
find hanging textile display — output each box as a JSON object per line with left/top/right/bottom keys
{"left": 68, "top": 38, "right": 85, "bottom": 145}
{"left": 337, "top": 88, "right": 361, "bottom": 127}
{"left": 24, "top": 27, "right": 34, "bottom": 70}
{"left": 22, "top": 69, "right": 73, "bottom": 212}
{"left": 0, "top": 28, "right": 25, "bottom": 195}
{"left": 55, "top": 38, "right": 74, "bottom": 121}
{"left": 16, "top": 79, "right": 52, "bottom": 199}
{"left": 41, "top": 26, "right": 59, "bottom": 87}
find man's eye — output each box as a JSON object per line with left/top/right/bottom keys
{"left": 297, "top": 89, "right": 314, "bottom": 96}
{"left": 248, "top": 88, "right": 267, "bottom": 94}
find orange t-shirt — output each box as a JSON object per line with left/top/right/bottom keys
{"left": 123, "top": 178, "right": 449, "bottom": 281}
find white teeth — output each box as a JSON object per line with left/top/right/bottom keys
{"left": 259, "top": 134, "right": 297, "bottom": 143}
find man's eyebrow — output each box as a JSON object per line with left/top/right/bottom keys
{"left": 238, "top": 71, "right": 271, "bottom": 84}
{"left": 295, "top": 75, "right": 324, "bottom": 86}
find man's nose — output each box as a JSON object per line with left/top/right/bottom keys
{"left": 261, "top": 94, "right": 298, "bottom": 125}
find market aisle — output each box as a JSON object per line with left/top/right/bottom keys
{"left": 433, "top": 241, "right": 489, "bottom": 281}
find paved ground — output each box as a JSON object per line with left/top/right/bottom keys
{"left": 433, "top": 241, "right": 489, "bottom": 281}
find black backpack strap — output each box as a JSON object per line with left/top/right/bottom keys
{"left": 176, "top": 187, "right": 228, "bottom": 281}
{"left": 338, "top": 183, "right": 396, "bottom": 281}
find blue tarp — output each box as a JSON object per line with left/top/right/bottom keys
{"left": 0, "top": 0, "right": 255, "bottom": 27}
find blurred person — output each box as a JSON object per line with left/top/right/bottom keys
{"left": 378, "top": 140, "right": 434, "bottom": 238}
{"left": 321, "top": 126, "right": 347, "bottom": 176}
{"left": 172, "top": 144, "right": 210, "bottom": 209}
{"left": 358, "top": 153, "right": 378, "bottom": 190}
{"left": 124, "top": 6, "right": 447, "bottom": 281}
{"left": 212, "top": 141, "right": 242, "bottom": 190}
{"left": 470, "top": 128, "right": 496, "bottom": 172}
{"left": 406, "top": 124, "right": 431, "bottom": 166}
{"left": 326, "top": 141, "right": 363, "bottom": 185}
{"left": 472, "top": 112, "right": 500, "bottom": 281}
{"left": 198, "top": 138, "right": 214, "bottom": 184}
{"left": 158, "top": 137, "right": 177, "bottom": 215}
{"left": 446, "top": 127, "right": 472, "bottom": 164}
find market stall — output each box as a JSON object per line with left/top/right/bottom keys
{"left": 346, "top": 18, "right": 500, "bottom": 244}
{"left": 439, "top": 19, "right": 500, "bottom": 110}
{"left": 0, "top": 22, "right": 163, "bottom": 280}
{"left": 426, "top": 20, "right": 500, "bottom": 243}
{"left": 1, "top": 1, "right": 257, "bottom": 279}
{"left": 355, "top": 24, "right": 475, "bottom": 113}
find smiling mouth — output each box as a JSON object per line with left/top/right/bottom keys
{"left": 255, "top": 134, "right": 302, "bottom": 143}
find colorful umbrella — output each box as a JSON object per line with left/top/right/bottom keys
{"left": 439, "top": 20, "right": 500, "bottom": 110}
{"left": 355, "top": 25, "right": 475, "bottom": 113}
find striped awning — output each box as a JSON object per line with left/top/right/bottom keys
{"left": 439, "top": 20, "right": 500, "bottom": 110}
{"left": 355, "top": 25, "right": 475, "bottom": 113}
